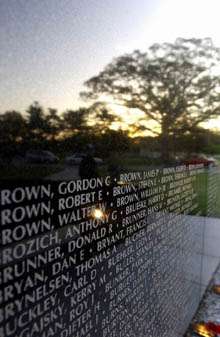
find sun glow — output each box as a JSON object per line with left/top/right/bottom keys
{"left": 202, "top": 118, "right": 220, "bottom": 131}
{"left": 92, "top": 208, "right": 105, "bottom": 220}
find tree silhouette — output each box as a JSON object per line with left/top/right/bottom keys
{"left": 81, "top": 38, "right": 220, "bottom": 161}
{"left": 26, "top": 102, "right": 48, "bottom": 141}
{"left": 45, "top": 108, "right": 62, "bottom": 140}
{"left": 62, "top": 108, "right": 89, "bottom": 134}
{"left": 0, "top": 111, "right": 26, "bottom": 144}
{"left": 88, "top": 102, "right": 122, "bottom": 133}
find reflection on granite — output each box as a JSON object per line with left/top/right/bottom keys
{"left": 186, "top": 263, "right": 220, "bottom": 336}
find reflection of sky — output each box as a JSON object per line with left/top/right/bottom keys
{"left": 0, "top": 0, "right": 158, "bottom": 112}
{"left": 1, "top": 0, "right": 220, "bottom": 122}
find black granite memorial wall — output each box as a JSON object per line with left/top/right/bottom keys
{"left": 2, "top": 3, "right": 220, "bottom": 336}
{"left": 0, "top": 163, "right": 210, "bottom": 337}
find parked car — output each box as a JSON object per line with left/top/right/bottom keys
{"left": 65, "top": 153, "right": 103, "bottom": 165}
{"left": 182, "top": 154, "right": 217, "bottom": 168}
{"left": 25, "top": 150, "right": 59, "bottom": 164}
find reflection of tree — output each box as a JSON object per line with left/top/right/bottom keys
{"left": 0, "top": 111, "right": 26, "bottom": 144}
{"left": 0, "top": 102, "right": 123, "bottom": 148}
{"left": 2, "top": 38, "right": 220, "bottom": 162}
{"left": 0, "top": 100, "right": 220, "bottom": 162}
{"left": 26, "top": 101, "right": 48, "bottom": 141}
{"left": 174, "top": 127, "right": 220, "bottom": 155}
{"left": 0, "top": 101, "right": 130, "bottom": 161}
{"left": 81, "top": 38, "right": 220, "bottom": 161}
{"left": 62, "top": 108, "right": 88, "bottom": 134}
{"left": 89, "top": 102, "right": 122, "bottom": 133}
{"left": 45, "top": 108, "right": 62, "bottom": 141}
{"left": 26, "top": 102, "right": 63, "bottom": 142}
{"left": 96, "top": 129, "right": 131, "bottom": 156}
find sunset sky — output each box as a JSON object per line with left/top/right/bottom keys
{"left": 1, "top": 0, "right": 220, "bottom": 130}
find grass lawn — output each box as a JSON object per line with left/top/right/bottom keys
{"left": 103, "top": 154, "right": 220, "bottom": 218}
{"left": 194, "top": 169, "right": 220, "bottom": 218}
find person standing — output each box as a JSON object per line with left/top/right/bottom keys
{"left": 79, "top": 144, "right": 98, "bottom": 179}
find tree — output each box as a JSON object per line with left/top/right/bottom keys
{"left": 45, "top": 108, "right": 62, "bottom": 140}
{"left": 88, "top": 102, "right": 122, "bottom": 133}
{"left": 0, "top": 111, "right": 27, "bottom": 159}
{"left": 100, "top": 129, "right": 130, "bottom": 154}
{"left": 0, "top": 111, "right": 26, "bottom": 144}
{"left": 62, "top": 108, "right": 89, "bottom": 134}
{"left": 81, "top": 38, "right": 220, "bottom": 161}
{"left": 26, "top": 102, "right": 48, "bottom": 141}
